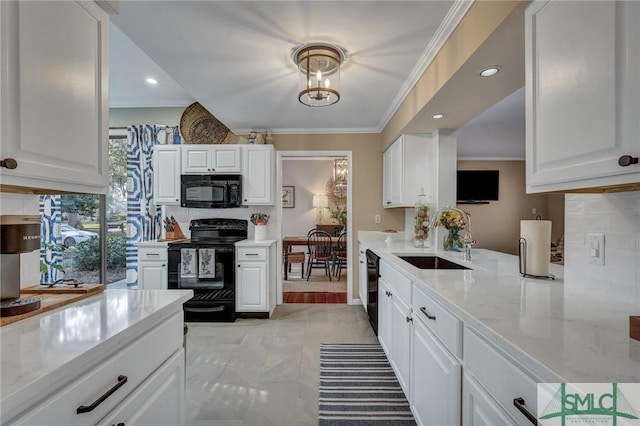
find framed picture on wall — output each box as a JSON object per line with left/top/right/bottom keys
{"left": 282, "top": 186, "right": 295, "bottom": 208}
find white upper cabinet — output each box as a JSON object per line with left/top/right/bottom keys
{"left": 241, "top": 145, "right": 273, "bottom": 205}
{"left": 154, "top": 145, "right": 181, "bottom": 205}
{"left": 382, "top": 134, "right": 434, "bottom": 208}
{"left": 526, "top": 0, "right": 640, "bottom": 193}
{"left": 181, "top": 145, "right": 241, "bottom": 174}
{"left": 0, "top": 1, "right": 109, "bottom": 194}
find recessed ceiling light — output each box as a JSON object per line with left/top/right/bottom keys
{"left": 146, "top": 78, "right": 158, "bottom": 85}
{"left": 480, "top": 67, "right": 501, "bottom": 77}
{"left": 432, "top": 113, "right": 445, "bottom": 119}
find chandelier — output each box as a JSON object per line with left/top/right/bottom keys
{"left": 293, "top": 43, "right": 344, "bottom": 107}
{"left": 333, "top": 158, "right": 348, "bottom": 188}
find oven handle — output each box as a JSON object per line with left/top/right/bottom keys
{"left": 184, "top": 306, "right": 226, "bottom": 313}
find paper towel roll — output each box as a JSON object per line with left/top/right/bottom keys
{"left": 520, "top": 220, "right": 552, "bottom": 277}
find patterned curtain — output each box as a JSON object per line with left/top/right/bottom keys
{"left": 126, "top": 125, "right": 166, "bottom": 286}
{"left": 39, "top": 195, "right": 62, "bottom": 283}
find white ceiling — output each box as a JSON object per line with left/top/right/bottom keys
{"left": 109, "top": 1, "right": 470, "bottom": 134}
{"left": 109, "top": 1, "right": 528, "bottom": 159}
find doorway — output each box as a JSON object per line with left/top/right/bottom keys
{"left": 277, "top": 151, "right": 353, "bottom": 305}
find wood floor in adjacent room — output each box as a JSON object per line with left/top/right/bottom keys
{"left": 283, "top": 269, "right": 348, "bottom": 304}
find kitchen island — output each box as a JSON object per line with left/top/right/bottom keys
{"left": 359, "top": 231, "right": 639, "bottom": 425}
{"left": 0, "top": 289, "right": 192, "bottom": 425}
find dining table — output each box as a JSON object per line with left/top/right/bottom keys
{"left": 281, "top": 235, "right": 344, "bottom": 280}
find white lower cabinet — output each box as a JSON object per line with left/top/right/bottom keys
{"left": 377, "top": 278, "right": 392, "bottom": 355}
{"left": 237, "top": 262, "right": 267, "bottom": 311}
{"left": 7, "top": 312, "right": 184, "bottom": 426}
{"left": 357, "top": 243, "right": 367, "bottom": 310}
{"left": 235, "top": 242, "right": 276, "bottom": 315}
{"left": 137, "top": 246, "right": 168, "bottom": 289}
{"left": 463, "top": 373, "right": 516, "bottom": 426}
{"left": 97, "top": 349, "right": 185, "bottom": 426}
{"left": 411, "top": 316, "right": 461, "bottom": 426}
{"left": 390, "top": 293, "right": 412, "bottom": 396}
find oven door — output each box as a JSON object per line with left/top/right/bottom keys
{"left": 168, "top": 245, "right": 235, "bottom": 290}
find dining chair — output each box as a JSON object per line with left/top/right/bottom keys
{"left": 306, "top": 230, "right": 333, "bottom": 281}
{"left": 333, "top": 231, "right": 347, "bottom": 281}
{"left": 283, "top": 249, "right": 306, "bottom": 279}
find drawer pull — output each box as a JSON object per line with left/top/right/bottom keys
{"left": 420, "top": 307, "right": 436, "bottom": 320}
{"left": 513, "top": 397, "right": 537, "bottom": 425}
{"left": 146, "top": 253, "right": 160, "bottom": 257}
{"left": 618, "top": 155, "right": 639, "bottom": 167}
{"left": 77, "top": 375, "right": 128, "bottom": 414}
{"left": 244, "top": 253, "right": 260, "bottom": 256}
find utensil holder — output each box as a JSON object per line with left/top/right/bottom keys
{"left": 254, "top": 225, "right": 267, "bottom": 241}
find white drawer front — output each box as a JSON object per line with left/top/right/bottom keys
{"left": 380, "top": 260, "right": 411, "bottom": 303}
{"left": 237, "top": 247, "right": 267, "bottom": 261}
{"left": 138, "top": 247, "right": 168, "bottom": 262}
{"left": 464, "top": 327, "right": 539, "bottom": 426}
{"left": 9, "top": 313, "right": 183, "bottom": 426}
{"left": 412, "top": 283, "right": 461, "bottom": 358}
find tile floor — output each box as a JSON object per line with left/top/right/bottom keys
{"left": 185, "top": 303, "right": 377, "bottom": 426}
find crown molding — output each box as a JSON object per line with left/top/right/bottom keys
{"left": 232, "top": 127, "right": 379, "bottom": 135}
{"left": 375, "top": 0, "right": 474, "bottom": 133}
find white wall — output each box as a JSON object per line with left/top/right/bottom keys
{"left": 281, "top": 159, "right": 336, "bottom": 236}
{"left": 0, "top": 194, "right": 41, "bottom": 287}
{"left": 564, "top": 191, "right": 640, "bottom": 307}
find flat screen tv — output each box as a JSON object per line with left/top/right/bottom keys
{"left": 456, "top": 170, "right": 499, "bottom": 203}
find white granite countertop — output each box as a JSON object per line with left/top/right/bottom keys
{"left": 0, "top": 289, "right": 193, "bottom": 417}
{"left": 359, "top": 232, "right": 640, "bottom": 383}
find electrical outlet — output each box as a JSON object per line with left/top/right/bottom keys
{"left": 374, "top": 214, "right": 381, "bottom": 224}
{"left": 531, "top": 208, "right": 537, "bottom": 215}
{"left": 587, "top": 233, "right": 605, "bottom": 265}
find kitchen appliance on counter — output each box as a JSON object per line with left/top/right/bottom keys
{"left": 366, "top": 249, "right": 380, "bottom": 335}
{"left": 168, "top": 218, "right": 247, "bottom": 322}
{"left": 0, "top": 215, "right": 42, "bottom": 316}
{"left": 180, "top": 174, "right": 242, "bottom": 208}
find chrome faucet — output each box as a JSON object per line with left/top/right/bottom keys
{"left": 428, "top": 206, "right": 475, "bottom": 261}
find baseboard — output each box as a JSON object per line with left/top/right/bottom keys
{"left": 350, "top": 298, "right": 361, "bottom": 306}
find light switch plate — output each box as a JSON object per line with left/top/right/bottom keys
{"left": 587, "top": 232, "right": 605, "bottom": 265}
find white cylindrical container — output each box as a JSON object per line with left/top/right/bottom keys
{"left": 254, "top": 225, "right": 267, "bottom": 241}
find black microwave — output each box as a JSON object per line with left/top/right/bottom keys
{"left": 181, "top": 175, "right": 242, "bottom": 208}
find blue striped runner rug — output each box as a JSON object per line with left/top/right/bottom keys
{"left": 319, "top": 344, "right": 417, "bottom": 426}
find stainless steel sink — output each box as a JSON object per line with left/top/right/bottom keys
{"left": 398, "top": 256, "right": 469, "bottom": 270}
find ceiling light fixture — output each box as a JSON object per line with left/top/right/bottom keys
{"left": 479, "top": 66, "right": 501, "bottom": 77}
{"left": 293, "top": 43, "right": 344, "bottom": 107}
{"left": 146, "top": 77, "right": 158, "bottom": 85}
{"left": 432, "top": 113, "right": 445, "bottom": 119}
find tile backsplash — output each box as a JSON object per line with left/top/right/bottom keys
{"left": 564, "top": 191, "right": 640, "bottom": 306}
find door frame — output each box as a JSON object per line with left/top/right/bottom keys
{"left": 276, "top": 150, "right": 354, "bottom": 305}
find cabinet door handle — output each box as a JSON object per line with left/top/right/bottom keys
{"left": 386, "top": 201, "right": 391, "bottom": 205}
{"left": 1, "top": 158, "right": 17, "bottom": 169}
{"left": 162, "top": 264, "right": 166, "bottom": 267}
{"left": 359, "top": 260, "right": 364, "bottom": 264}
{"left": 77, "top": 375, "right": 128, "bottom": 414}
{"left": 513, "top": 397, "right": 537, "bottom": 425}
{"left": 405, "top": 316, "right": 412, "bottom": 323}
{"left": 618, "top": 155, "right": 639, "bottom": 167}
{"left": 112, "top": 423, "right": 125, "bottom": 426}
{"left": 420, "top": 307, "right": 436, "bottom": 320}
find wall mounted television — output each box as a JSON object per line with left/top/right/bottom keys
{"left": 456, "top": 170, "right": 499, "bottom": 203}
